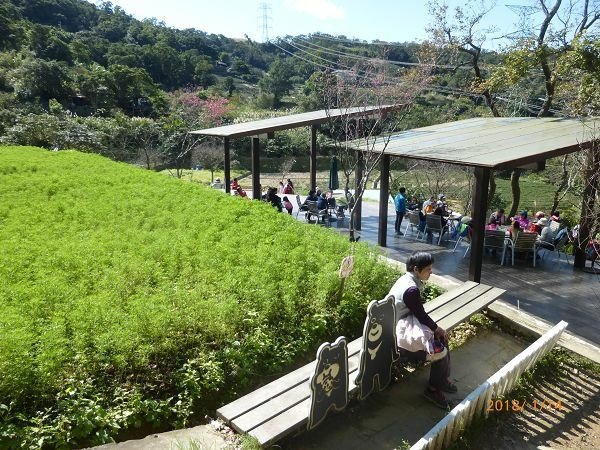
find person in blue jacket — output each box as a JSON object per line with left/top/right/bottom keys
{"left": 394, "top": 187, "right": 407, "bottom": 235}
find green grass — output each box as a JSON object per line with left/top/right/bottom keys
{"left": 0, "top": 146, "right": 399, "bottom": 449}
{"left": 164, "top": 168, "right": 248, "bottom": 185}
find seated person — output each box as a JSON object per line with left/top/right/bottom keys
{"left": 286, "top": 179, "right": 295, "bottom": 193}
{"left": 283, "top": 181, "right": 294, "bottom": 195}
{"left": 407, "top": 195, "right": 419, "bottom": 211}
{"left": 537, "top": 218, "right": 554, "bottom": 250}
{"left": 422, "top": 195, "right": 436, "bottom": 215}
{"left": 550, "top": 210, "right": 561, "bottom": 222}
{"left": 231, "top": 178, "right": 239, "bottom": 190}
{"left": 433, "top": 201, "right": 448, "bottom": 228}
{"left": 282, "top": 196, "right": 293, "bottom": 214}
{"left": 326, "top": 191, "right": 336, "bottom": 209}
{"left": 317, "top": 193, "right": 328, "bottom": 210}
{"left": 488, "top": 208, "right": 506, "bottom": 226}
{"left": 303, "top": 189, "right": 319, "bottom": 205}
{"left": 510, "top": 220, "right": 521, "bottom": 241}
{"left": 512, "top": 210, "right": 530, "bottom": 230}
{"left": 212, "top": 177, "right": 223, "bottom": 189}
{"left": 266, "top": 187, "right": 282, "bottom": 212}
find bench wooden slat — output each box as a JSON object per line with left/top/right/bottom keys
{"left": 250, "top": 398, "right": 311, "bottom": 446}
{"left": 421, "top": 281, "right": 479, "bottom": 313}
{"left": 437, "top": 287, "right": 505, "bottom": 331}
{"left": 428, "top": 284, "right": 494, "bottom": 324}
{"left": 216, "top": 360, "right": 318, "bottom": 423}
{"left": 232, "top": 354, "right": 362, "bottom": 433}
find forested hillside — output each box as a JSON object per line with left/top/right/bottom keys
{"left": 0, "top": 0, "right": 472, "bottom": 171}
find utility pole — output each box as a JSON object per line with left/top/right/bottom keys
{"left": 258, "top": 2, "right": 272, "bottom": 43}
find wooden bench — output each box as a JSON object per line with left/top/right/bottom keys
{"left": 217, "top": 281, "right": 505, "bottom": 447}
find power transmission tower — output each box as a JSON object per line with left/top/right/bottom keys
{"left": 505, "top": 3, "right": 540, "bottom": 40}
{"left": 258, "top": 2, "right": 272, "bottom": 43}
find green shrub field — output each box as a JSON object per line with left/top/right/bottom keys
{"left": 0, "top": 146, "right": 399, "bottom": 449}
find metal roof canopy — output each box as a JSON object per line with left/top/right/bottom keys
{"left": 358, "top": 117, "right": 600, "bottom": 169}
{"left": 361, "top": 116, "right": 599, "bottom": 283}
{"left": 190, "top": 105, "right": 398, "bottom": 138}
{"left": 189, "top": 104, "right": 400, "bottom": 214}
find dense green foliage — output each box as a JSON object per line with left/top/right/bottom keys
{"left": 0, "top": 146, "right": 399, "bottom": 448}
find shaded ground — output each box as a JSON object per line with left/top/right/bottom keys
{"left": 453, "top": 359, "right": 600, "bottom": 450}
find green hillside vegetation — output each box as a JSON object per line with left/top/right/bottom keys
{"left": 0, "top": 146, "right": 398, "bottom": 449}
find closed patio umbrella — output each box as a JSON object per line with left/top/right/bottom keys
{"left": 328, "top": 156, "right": 339, "bottom": 191}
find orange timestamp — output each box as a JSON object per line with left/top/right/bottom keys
{"left": 486, "top": 398, "right": 564, "bottom": 413}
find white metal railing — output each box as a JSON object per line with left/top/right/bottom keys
{"left": 410, "top": 320, "right": 568, "bottom": 450}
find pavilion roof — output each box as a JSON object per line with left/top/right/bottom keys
{"left": 355, "top": 117, "right": 600, "bottom": 169}
{"left": 190, "top": 105, "right": 399, "bottom": 138}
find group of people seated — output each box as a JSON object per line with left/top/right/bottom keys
{"left": 300, "top": 189, "right": 339, "bottom": 219}
{"left": 486, "top": 208, "right": 563, "bottom": 243}
{"left": 404, "top": 193, "right": 454, "bottom": 240}
{"left": 485, "top": 207, "right": 569, "bottom": 260}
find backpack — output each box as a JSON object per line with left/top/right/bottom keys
{"left": 451, "top": 222, "right": 470, "bottom": 240}
{"left": 553, "top": 227, "right": 568, "bottom": 246}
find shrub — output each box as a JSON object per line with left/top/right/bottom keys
{"left": 0, "top": 146, "right": 398, "bottom": 448}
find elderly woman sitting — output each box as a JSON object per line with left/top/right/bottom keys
{"left": 512, "top": 210, "right": 530, "bottom": 230}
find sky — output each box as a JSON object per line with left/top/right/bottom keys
{"left": 101, "top": 0, "right": 526, "bottom": 49}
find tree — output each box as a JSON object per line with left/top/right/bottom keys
{"left": 195, "top": 144, "right": 223, "bottom": 183}
{"left": 319, "top": 53, "right": 435, "bottom": 241}
{"left": 427, "top": 0, "right": 504, "bottom": 211}
{"left": 258, "top": 57, "right": 295, "bottom": 107}
{"left": 10, "top": 58, "right": 73, "bottom": 109}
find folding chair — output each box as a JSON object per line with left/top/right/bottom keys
{"left": 484, "top": 229, "right": 510, "bottom": 265}
{"left": 424, "top": 214, "right": 449, "bottom": 245}
{"left": 403, "top": 211, "right": 423, "bottom": 240}
{"left": 505, "top": 231, "right": 539, "bottom": 267}
{"left": 453, "top": 226, "right": 472, "bottom": 258}
{"left": 295, "top": 194, "right": 306, "bottom": 218}
{"left": 538, "top": 233, "right": 570, "bottom": 264}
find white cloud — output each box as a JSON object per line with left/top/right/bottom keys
{"left": 285, "top": 0, "right": 345, "bottom": 21}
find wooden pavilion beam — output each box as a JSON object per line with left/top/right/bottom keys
{"left": 224, "top": 137, "right": 231, "bottom": 194}
{"left": 378, "top": 155, "right": 390, "bottom": 247}
{"left": 251, "top": 137, "right": 261, "bottom": 200}
{"left": 310, "top": 125, "right": 318, "bottom": 191}
{"left": 469, "top": 167, "right": 490, "bottom": 282}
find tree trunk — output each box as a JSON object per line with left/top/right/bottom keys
{"left": 487, "top": 172, "right": 496, "bottom": 207}
{"left": 508, "top": 169, "right": 522, "bottom": 218}
{"left": 551, "top": 155, "right": 569, "bottom": 213}
{"left": 574, "top": 146, "right": 600, "bottom": 268}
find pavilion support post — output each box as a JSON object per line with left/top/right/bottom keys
{"left": 310, "top": 124, "right": 318, "bottom": 191}
{"left": 224, "top": 137, "right": 231, "bottom": 194}
{"left": 354, "top": 150, "right": 363, "bottom": 232}
{"left": 251, "top": 137, "right": 261, "bottom": 200}
{"left": 378, "top": 154, "right": 390, "bottom": 247}
{"left": 469, "top": 167, "right": 490, "bottom": 282}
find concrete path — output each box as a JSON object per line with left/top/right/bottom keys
{"left": 283, "top": 330, "right": 527, "bottom": 450}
